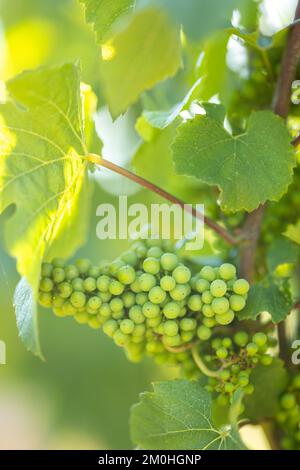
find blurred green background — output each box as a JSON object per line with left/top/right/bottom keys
{"left": 0, "top": 0, "right": 177, "bottom": 450}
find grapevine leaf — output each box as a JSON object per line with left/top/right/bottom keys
{"left": 0, "top": 63, "right": 97, "bottom": 356}
{"left": 130, "top": 380, "right": 246, "bottom": 450}
{"left": 285, "top": 220, "right": 300, "bottom": 245}
{"left": 244, "top": 360, "right": 289, "bottom": 421}
{"left": 172, "top": 110, "right": 295, "bottom": 213}
{"left": 237, "top": 279, "right": 293, "bottom": 323}
{"left": 99, "top": 8, "right": 182, "bottom": 118}
{"left": 267, "top": 236, "right": 299, "bottom": 273}
{"left": 79, "top": 0, "right": 135, "bottom": 42}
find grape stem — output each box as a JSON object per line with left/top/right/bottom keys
{"left": 87, "top": 153, "right": 237, "bottom": 245}
{"left": 191, "top": 345, "right": 220, "bottom": 378}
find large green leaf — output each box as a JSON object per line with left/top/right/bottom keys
{"left": 80, "top": 0, "right": 135, "bottom": 42}
{"left": 267, "top": 237, "right": 299, "bottom": 273}
{"left": 172, "top": 109, "right": 295, "bottom": 213}
{"left": 130, "top": 380, "right": 246, "bottom": 450}
{"left": 237, "top": 279, "right": 292, "bottom": 323}
{"left": 0, "top": 63, "right": 96, "bottom": 355}
{"left": 244, "top": 360, "right": 288, "bottom": 421}
{"left": 99, "top": 8, "right": 182, "bottom": 117}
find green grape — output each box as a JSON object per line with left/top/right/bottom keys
{"left": 103, "top": 319, "right": 119, "bottom": 337}
{"left": 216, "top": 347, "right": 228, "bottom": 359}
{"left": 229, "top": 294, "right": 246, "bottom": 312}
{"left": 109, "top": 259, "right": 125, "bottom": 276}
{"left": 220, "top": 369, "right": 231, "bottom": 381}
{"left": 172, "top": 265, "right": 191, "bottom": 284}
{"left": 181, "top": 331, "right": 195, "bottom": 343}
{"left": 113, "top": 329, "right": 130, "bottom": 346}
{"left": 109, "top": 279, "right": 125, "bottom": 296}
{"left": 215, "top": 310, "right": 234, "bottom": 325}
{"left": 87, "top": 296, "right": 102, "bottom": 311}
{"left": 70, "top": 291, "right": 86, "bottom": 308}
{"left": 52, "top": 296, "right": 64, "bottom": 307}
{"left": 163, "top": 334, "right": 181, "bottom": 347}
{"left": 41, "top": 262, "right": 53, "bottom": 278}
{"left": 99, "top": 303, "right": 111, "bottom": 318}
{"left": 170, "top": 284, "right": 190, "bottom": 301}
{"left": 57, "top": 282, "right": 73, "bottom": 299}
{"left": 260, "top": 354, "right": 273, "bottom": 366}
{"left": 130, "top": 278, "right": 142, "bottom": 293}
{"left": 72, "top": 278, "right": 84, "bottom": 292}
{"left": 253, "top": 332, "right": 267, "bottom": 347}
{"left": 246, "top": 342, "right": 259, "bottom": 356}
{"left": 74, "top": 312, "right": 88, "bottom": 324}
{"left": 222, "top": 338, "right": 232, "bottom": 348}
{"left": 40, "top": 277, "right": 54, "bottom": 293}
{"left": 53, "top": 307, "right": 66, "bottom": 317}
{"left": 52, "top": 267, "right": 65, "bottom": 283}
{"left": 187, "top": 294, "right": 202, "bottom": 311}
{"left": 233, "top": 279, "right": 250, "bottom": 295}
{"left": 62, "top": 301, "right": 76, "bottom": 316}
{"left": 65, "top": 265, "right": 79, "bottom": 281}
{"left": 111, "top": 309, "right": 125, "bottom": 320}
{"left": 99, "top": 291, "right": 112, "bottom": 302}
{"left": 163, "top": 320, "right": 179, "bottom": 337}
{"left": 88, "top": 316, "right": 102, "bottom": 329}
{"left": 139, "top": 273, "right": 156, "bottom": 292}
{"left": 117, "top": 265, "right": 136, "bottom": 285}
{"left": 218, "top": 263, "right": 236, "bottom": 280}
{"left": 180, "top": 318, "right": 197, "bottom": 332}
{"left": 88, "top": 265, "right": 101, "bottom": 278}
{"left": 238, "top": 375, "right": 249, "bottom": 387}
{"left": 120, "top": 319, "right": 135, "bottom": 334}
{"left": 83, "top": 277, "right": 97, "bottom": 292}
{"left": 199, "top": 266, "right": 216, "bottom": 282}
{"left": 110, "top": 298, "right": 124, "bottom": 312}
{"left": 203, "top": 317, "right": 216, "bottom": 328}
{"left": 142, "top": 301, "right": 160, "bottom": 318}
{"left": 52, "top": 258, "right": 65, "bottom": 268}
{"left": 224, "top": 382, "right": 235, "bottom": 394}
{"left": 195, "top": 278, "right": 210, "bottom": 293}
{"left": 160, "top": 275, "right": 176, "bottom": 292}
{"left": 211, "top": 297, "right": 230, "bottom": 315}
{"left": 148, "top": 286, "right": 166, "bottom": 304}
{"left": 132, "top": 324, "right": 146, "bottom": 337}
{"left": 122, "top": 291, "right": 136, "bottom": 308}
{"left": 143, "top": 257, "right": 160, "bottom": 274}
{"left": 292, "top": 373, "right": 300, "bottom": 389}
{"left": 197, "top": 325, "right": 212, "bottom": 341}
{"left": 160, "top": 253, "right": 178, "bottom": 271}
{"left": 281, "top": 393, "right": 296, "bottom": 410}
{"left": 129, "top": 305, "right": 145, "bottom": 324}
{"left": 147, "top": 315, "right": 162, "bottom": 328}
{"left": 96, "top": 275, "right": 111, "bottom": 292}
{"left": 163, "top": 301, "right": 181, "bottom": 319}
{"left": 147, "top": 246, "right": 163, "bottom": 258}
{"left": 202, "top": 304, "right": 214, "bottom": 318}
{"left": 234, "top": 331, "right": 249, "bottom": 347}
{"left": 210, "top": 279, "right": 227, "bottom": 297}
{"left": 121, "top": 250, "right": 138, "bottom": 267}
{"left": 202, "top": 290, "right": 213, "bottom": 304}
{"left": 212, "top": 338, "right": 222, "bottom": 350}
{"left": 39, "top": 292, "right": 53, "bottom": 308}
{"left": 136, "top": 292, "right": 148, "bottom": 305}
{"left": 76, "top": 258, "right": 91, "bottom": 275}
{"left": 244, "top": 384, "right": 254, "bottom": 395}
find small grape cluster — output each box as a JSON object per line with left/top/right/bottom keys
{"left": 276, "top": 374, "right": 300, "bottom": 450}
{"left": 38, "top": 239, "right": 250, "bottom": 366}
{"left": 204, "top": 331, "right": 274, "bottom": 404}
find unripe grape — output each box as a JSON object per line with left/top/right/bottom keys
{"left": 246, "top": 342, "right": 259, "bottom": 356}
{"left": 142, "top": 302, "right": 160, "bottom": 318}
{"left": 147, "top": 246, "right": 163, "bottom": 258}
{"left": 62, "top": 301, "right": 76, "bottom": 316}
{"left": 210, "top": 279, "right": 227, "bottom": 298}
{"left": 96, "top": 275, "right": 111, "bottom": 292}
{"left": 72, "top": 278, "right": 84, "bottom": 292}
{"left": 203, "top": 317, "right": 216, "bottom": 328}
{"left": 216, "top": 347, "right": 228, "bottom": 359}
{"left": 70, "top": 291, "right": 86, "bottom": 308}
{"left": 202, "top": 290, "right": 213, "bottom": 304}
{"left": 74, "top": 312, "right": 89, "bottom": 324}
{"left": 163, "top": 320, "right": 179, "bottom": 337}
{"left": 219, "top": 263, "right": 236, "bottom": 280}
{"left": 163, "top": 334, "right": 181, "bottom": 347}
{"left": 39, "top": 292, "right": 53, "bottom": 308}
{"left": 120, "top": 319, "right": 135, "bottom": 335}
{"left": 52, "top": 267, "right": 65, "bottom": 283}
{"left": 57, "top": 282, "right": 73, "bottom": 299}
{"left": 109, "top": 279, "right": 125, "bottom": 296}
{"left": 122, "top": 291, "right": 136, "bottom": 308}
{"left": 136, "top": 292, "right": 148, "bottom": 305}
{"left": 128, "top": 305, "right": 144, "bottom": 324}
{"left": 52, "top": 258, "right": 65, "bottom": 268}
{"left": 181, "top": 331, "right": 194, "bottom": 342}
{"left": 163, "top": 301, "right": 181, "bottom": 319}
{"left": 99, "top": 291, "right": 112, "bottom": 302}
{"left": 147, "top": 315, "right": 162, "bottom": 328}
{"left": 260, "top": 354, "right": 273, "bottom": 366}
{"left": 76, "top": 258, "right": 91, "bottom": 275}
{"left": 148, "top": 286, "right": 166, "bottom": 304}
{"left": 143, "top": 257, "right": 160, "bottom": 274}
{"left": 202, "top": 304, "right": 214, "bottom": 318}
{"left": 211, "top": 297, "right": 230, "bottom": 315}
{"left": 224, "top": 382, "right": 235, "bottom": 394}
{"left": 244, "top": 384, "right": 254, "bottom": 395}
{"left": 187, "top": 294, "right": 202, "bottom": 312}
{"left": 130, "top": 278, "right": 142, "bottom": 293}
{"left": 280, "top": 393, "right": 296, "bottom": 410}
{"left": 134, "top": 243, "right": 147, "bottom": 258}
{"left": 109, "top": 259, "right": 125, "bottom": 276}
{"left": 41, "top": 262, "right": 53, "bottom": 278}
{"left": 292, "top": 373, "right": 300, "bottom": 389}
{"left": 87, "top": 296, "right": 102, "bottom": 311}
{"left": 52, "top": 296, "right": 64, "bottom": 307}
{"left": 103, "top": 319, "right": 119, "bottom": 337}
{"left": 132, "top": 324, "right": 146, "bottom": 337}
{"left": 220, "top": 369, "right": 231, "bottom": 381}
{"left": 139, "top": 273, "right": 156, "bottom": 292}
{"left": 113, "top": 329, "right": 130, "bottom": 346}
{"left": 197, "top": 325, "right": 212, "bottom": 341}
{"left": 160, "top": 253, "right": 178, "bottom": 271}
{"left": 234, "top": 331, "right": 249, "bottom": 347}
{"left": 215, "top": 310, "right": 234, "bottom": 325}
{"left": 170, "top": 284, "right": 190, "bottom": 301}
{"left": 121, "top": 250, "right": 138, "bottom": 267}
{"left": 172, "top": 265, "right": 191, "bottom": 284}
{"left": 117, "top": 265, "right": 136, "bottom": 285}
{"left": 65, "top": 265, "right": 79, "bottom": 280}
{"left": 233, "top": 279, "right": 250, "bottom": 295}
{"left": 83, "top": 277, "right": 97, "bottom": 292}
{"left": 238, "top": 375, "right": 249, "bottom": 387}
{"left": 99, "top": 303, "right": 111, "bottom": 318}
{"left": 110, "top": 298, "right": 124, "bottom": 312}
{"left": 40, "top": 277, "right": 54, "bottom": 293}
{"left": 88, "top": 316, "right": 102, "bottom": 329}
{"left": 222, "top": 338, "right": 232, "bottom": 349}
{"left": 253, "top": 332, "right": 267, "bottom": 347}
{"left": 180, "top": 318, "right": 197, "bottom": 332}
{"left": 195, "top": 278, "right": 210, "bottom": 293}
{"left": 53, "top": 307, "right": 66, "bottom": 317}
{"left": 229, "top": 295, "right": 246, "bottom": 312}
{"left": 199, "top": 266, "right": 216, "bottom": 281}
{"left": 160, "top": 275, "right": 176, "bottom": 292}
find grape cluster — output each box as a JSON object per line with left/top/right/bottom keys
{"left": 204, "top": 331, "right": 274, "bottom": 404}
{"left": 276, "top": 374, "right": 300, "bottom": 450}
{"left": 38, "top": 239, "right": 250, "bottom": 366}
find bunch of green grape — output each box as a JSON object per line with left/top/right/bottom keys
{"left": 38, "top": 238, "right": 250, "bottom": 366}
{"left": 204, "top": 331, "right": 274, "bottom": 404}
{"left": 276, "top": 374, "right": 300, "bottom": 450}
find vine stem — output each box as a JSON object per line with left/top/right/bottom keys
{"left": 87, "top": 153, "right": 237, "bottom": 245}
{"left": 191, "top": 346, "right": 220, "bottom": 378}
